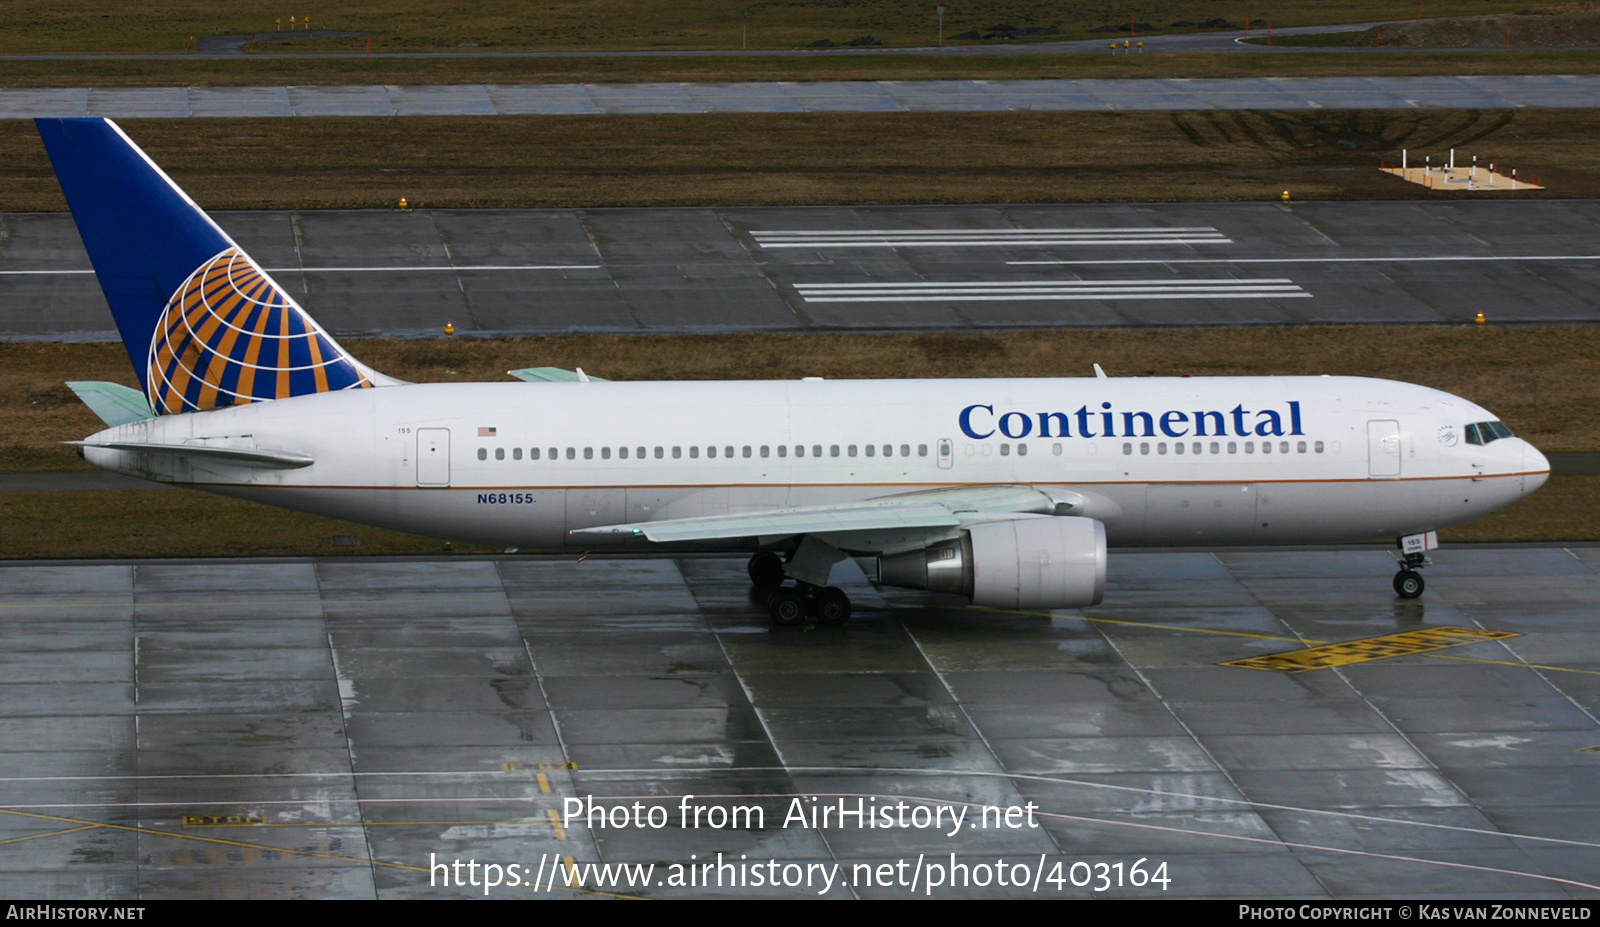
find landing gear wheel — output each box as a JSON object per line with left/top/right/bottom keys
{"left": 767, "top": 587, "right": 808, "bottom": 627}
{"left": 813, "top": 586, "right": 852, "bottom": 627}
{"left": 1394, "top": 569, "right": 1425, "bottom": 599}
{"left": 748, "top": 551, "right": 785, "bottom": 590}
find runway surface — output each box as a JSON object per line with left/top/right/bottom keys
{"left": 0, "top": 547, "right": 1596, "bottom": 899}
{"left": 7, "top": 75, "right": 1600, "bottom": 118}
{"left": 5, "top": 201, "right": 1600, "bottom": 339}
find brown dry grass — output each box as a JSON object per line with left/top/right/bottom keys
{"left": 5, "top": 49, "right": 1600, "bottom": 89}
{"left": 0, "top": 109, "right": 1593, "bottom": 213}
{"left": 0, "top": 0, "right": 1528, "bottom": 55}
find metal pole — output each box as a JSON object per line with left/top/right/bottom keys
{"left": 937, "top": 6, "right": 946, "bottom": 46}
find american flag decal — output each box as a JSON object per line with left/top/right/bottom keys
{"left": 478, "top": 427, "right": 497, "bottom": 437}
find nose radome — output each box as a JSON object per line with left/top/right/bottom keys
{"left": 1524, "top": 442, "right": 1551, "bottom": 495}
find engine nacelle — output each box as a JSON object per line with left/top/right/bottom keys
{"left": 878, "top": 516, "right": 1106, "bottom": 609}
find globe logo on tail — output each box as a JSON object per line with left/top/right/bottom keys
{"left": 146, "top": 247, "right": 372, "bottom": 414}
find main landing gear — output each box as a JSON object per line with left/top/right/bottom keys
{"left": 1393, "top": 552, "right": 1428, "bottom": 599}
{"left": 748, "top": 551, "right": 852, "bottom": 627}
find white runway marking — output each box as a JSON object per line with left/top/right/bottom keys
{"left": 755, "top": 227, "right": 1231, "bottom": 248}
{"left": 1009, "top": 254, "right": 1600, "bottom": 266}
{"left": 794, "top": 278, "right": 1310, "bottom": 302}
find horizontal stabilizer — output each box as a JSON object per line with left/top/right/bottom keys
{"left": 66, "top": 441, "right": 314, "bottom": 470}
{"left": 507, "top": 367, "right": 610, "bottom": 383}
{"left": 65, "top": 381, "right": 154, "bottom": 427}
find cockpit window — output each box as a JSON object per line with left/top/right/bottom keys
{"left": 1465, "top": 421, "right": 1514, "bottom": 445}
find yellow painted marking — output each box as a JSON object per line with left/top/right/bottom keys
{"left": 540, "top": 762, "right": 579, "bottom": 771}
{"left": 1419, "top": 654, "right": 1600, "bottom": 677}
{"left": 537, "top": 772, "right": 551, "bottom": 794}
{"left": 183, "top": 813, "right": 266, "bottom": 827}
{"left": 0, "top": 808, "right": 643, "bottom": 899}
{"left": 564, "top": 855, "right": 579, "bottom": 887}
{"left": 1223, "top": 627, "right": 1520, "bottom": 673}
{"left": 1579, "top": 745, "right": 1600, "bottom": 755}
{"left": 0, "top": 824, "right": 99, "bottom": 846}
{"left": 548, "top": 809, "right": 566, "bottom": 839}
{"left": 503, "top": 762, "right": 529, "bottom": 772}
{"left": 954, "top": 604, "right": 1309, "bottom": 643}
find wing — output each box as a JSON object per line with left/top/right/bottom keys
{"left": 570, "top": 484, "right": 1104, "bottom": 546}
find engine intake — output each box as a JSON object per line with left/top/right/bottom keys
{"left": 878, "top": 516, "right": 1106, "bottom": 609}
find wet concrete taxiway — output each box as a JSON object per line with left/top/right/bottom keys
{"left": 0, "top": 547, "right": 1596, "bottom": 899}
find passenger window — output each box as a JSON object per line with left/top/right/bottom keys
{"left": 1314, "top": 441, "right": 1324, "bottom": 453}
{"left": 654, "top": 447, "right": 664, "bottom": 459}
{"left": 1174, "top": 442, "right": 1184, "bottom": 455}
{"left": 1000, "top": 444, "right": 1010, "bottom": 456}
{"left": 815, "top": 445, "right": 824, "bottom": 457}
{"left": 918, "top": 445, "right": 928, "bottom": 457}
{"left": 778, "top": 445, "right": 788, "bottom": 458}
{"left": 1297, "top": 441, "right": 1306, "bottom": 453}
{"left": 1210, "top": 442, "right": 1219, "bottom": 454}
{"left": 726, "top": 445, "right": 735, "bottom": 458}
{"left": 599, "top": 447, "right": 609, "bottom": 460}
{"left": 566, "top": 448, "right": 576, "bottom": 460}
{"left": 1140, "top": 442, "right": 1150, "bottom": 455}
{"left": 902, "top": 445, "right": 912, "bottom": 457}
{"left": 1157, "top": 442, "right": 1167, "bottom": 455}
{"left": 1053, "top": 444, "right": 1062, "bottom": 456}
{"left": 760, "top": 446, "right": 769, "bottom": 458}
{"left": 1262, "top": 442, "right": 1271, "bottom": 455}
{"left": 848, "top": 445, "right": 857, "bottom": 457}
{"left": 1245, "top": 442, "right": 1254, "bottom": 454}
{"left": 743, "top": 446, "right": 752, "bottom": 458}
{"left": 477, "top": 448, "right": 487, "bottom": 460}
{"left": 1123, "top": 442, "right": 1132, "bottom": 455}
{"left": 672, "top": 446, "right": 681, "bottom": 459}
{"left": 531, "top": 448, "right": 541, "bottom": 460}
{"left": 619, "top": 447, "right": 628, "bottom": 459}
{"left": 513, "top": 448, "right": 522, "bottom": 460}
{"left": 691, "top": 447, "right": 700, "bottom": 459}
{"left": 1227, "top": 442, "right": 1237, "bottom": 454}
{"left": 584, "top": 447, "right": 594, "bottom": 459}
{"left": 795, "top": 445, "right": 805, "bottom": 458}
{"left": 1280, "top": 441, "right": 1289, "bottom": 454}
{"left": 1018, "top": 444, "right": 1028, "bottom": 456}
{"left": 637, "top": 447, "right": 645, "bottom": 458}
{"left": 865, "top": 445, "right": 875, "bottom": 457}
{"left": 707, "top": 446, "right": 716, "bottom": 458}
{"left": 1193, "top": 442, "right": 1202, "bottom": 454}
{"left": 830, "top": 445, "right": 840, "bottom": 457}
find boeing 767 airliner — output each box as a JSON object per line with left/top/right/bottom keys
{"left": 37, "top": 118, "right": 1550, "bottom": 626}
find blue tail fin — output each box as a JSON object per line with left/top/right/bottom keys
{"left": 36, "top": 117, "right": 389, "bottom": 415}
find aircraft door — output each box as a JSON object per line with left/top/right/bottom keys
{"left": 937, "top": 438, "right": 953, "bottom": 470}
{"left": 1367, "top": 420, "right": 1401, "bottom": 479}
{"left": 417, "top": 428, "right": 451, "bottom": 487}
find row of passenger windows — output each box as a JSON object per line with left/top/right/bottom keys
{"left": 478, "top": 443, "right": 932, "bottom": 462}
{"left": 1123, "top": 440, "right": 1325, "bottom": 456}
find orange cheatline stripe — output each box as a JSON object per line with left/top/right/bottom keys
{"left": 185, "top": 469, "right": 1546, "bottom": 493}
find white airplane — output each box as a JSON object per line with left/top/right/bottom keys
{"left": 40, "top": 118, "right": 1550, "bottom": 626}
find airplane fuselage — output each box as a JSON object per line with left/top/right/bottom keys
{"left": 79, "top": 375, "right": 1549, "bottom": 553}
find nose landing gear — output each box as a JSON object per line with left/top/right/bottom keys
{"left": 1392, "top": 532, "right": 1436, "bottom": 599}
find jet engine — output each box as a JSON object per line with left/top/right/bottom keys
{"left": 877, "top": 516, "right": 1106, "bottom": 609}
